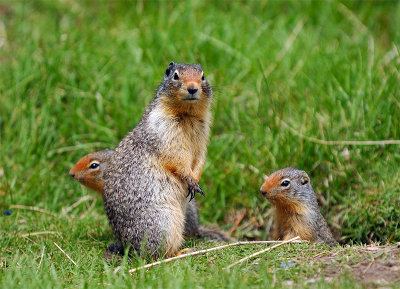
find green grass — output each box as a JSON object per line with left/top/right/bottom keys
{"left": 1, "top": 0, "right": 400, "bottom": 287}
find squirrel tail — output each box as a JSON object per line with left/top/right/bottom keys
{"left": 198, "top": 226, "right": 231, "bottom": 242}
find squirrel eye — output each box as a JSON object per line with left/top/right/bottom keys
{"left": 281, "top": 180, "right": 290, "bottom": 187}
{"left": 173, "top": 72, "right": 179, "bottom": 80}
{"left": 89, "top": 163, "right": 99, "bottom": 169}
{"left": 201, "top": 74, "right": 205, "bottom": 81}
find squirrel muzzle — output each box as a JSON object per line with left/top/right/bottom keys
{"left": 260, "top": 188, "right": 267, "bottom": 197}
{"left": 183, "top": 84, "right": 200, "bottom": 102}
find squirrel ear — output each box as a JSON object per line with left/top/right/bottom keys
{"left": 165, "top": 62, "right": 175, "bottom": 77}
{"left": 300, "top": 175, "right": 309, "bottom": 185}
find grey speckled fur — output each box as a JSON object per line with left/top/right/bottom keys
{"left": 70, "top": 147, "right": 230, "bottom": 247}
{"left": 103, "top": 62, "right": 213, "bottom": 257}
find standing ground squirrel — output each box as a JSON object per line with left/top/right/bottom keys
{"left": 103, "top": 62, "right": 213, "bottom": 258}
{"left": 260, "top": 167, "right": 337, "bottom": 246}
{"left": 69, "top": 149, "right": 230, "bottom": 242}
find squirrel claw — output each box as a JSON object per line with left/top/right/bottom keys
{"left": 197, "top": 186, "right": 205, "bottom": 197}
{"left": 186, "top": 178, "right": 205, "bottom": 202}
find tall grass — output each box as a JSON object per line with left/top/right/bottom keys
{"left": 0, "top": 0, "right": 399, "bottom": 287}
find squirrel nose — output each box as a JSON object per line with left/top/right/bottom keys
{"left": 260, "top": 190, "right": 267, "bottom": 197}
{"left": 187, "top": 88, "right": 198, "bottom": 95}
{"left": 69, "top": 172, "right": 75, "bottom": 178}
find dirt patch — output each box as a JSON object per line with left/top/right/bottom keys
{"left": 349, "top": 247, "right": 400, "bottom": 285}
{"left": 315, "top": 245, "right": 400, "bottom": 287}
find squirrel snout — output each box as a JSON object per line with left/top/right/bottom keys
{"left": 260, "top": 189, "right": 267, "bottom": 197}
{"left": 69, "top": 171, "right": 76, "bottom": 179}
{"left": 187, "top": 87, "right": 198, "bottom": 95}
{"left": 183, "top": 85, "right": 200, "bottom": 102}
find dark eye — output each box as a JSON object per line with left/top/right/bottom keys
{"left": 174, "top": 72, "right": 179, "bottom": 80}
{"left": 281, "top": 180, "right": 290, "bottom": 187}
{"left": 89, "top": 163, "right": 99, "bottom": 169}
{"left": 201, "top": 74, "right": 205, "bottom": 81}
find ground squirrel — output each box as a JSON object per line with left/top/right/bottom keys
{"left": 260, "top": 167, "right": 337, "bottom": 246}
{"left": 103, "top": 62, "right": 213, "bottom": 258}
{"left": 69, "top": 149, "right": 230, "bottom": 242}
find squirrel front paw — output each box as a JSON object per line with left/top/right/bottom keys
{"left": 186, "top": 177, "right": 205, "bottom": 201}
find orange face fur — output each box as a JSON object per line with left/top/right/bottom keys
{"left": 69, "top": 150, "right": 114, "bottom": 196}
{"left": 260, "top": 173, "right": 282, "bottom": 197}
{"left": 260, "top": 169, "right": 307, "bottom": 215}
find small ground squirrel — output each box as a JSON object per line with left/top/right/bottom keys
{"left": 69, "top": 150, "right": 230, "bottom": 242}
{"left": 103, "top": 62, "right": 213, "bottom": 258}
{"left": 260, "top": 167, "right": 337, "bottom": 246}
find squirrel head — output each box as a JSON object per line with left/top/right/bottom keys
{"left": 260, "top": 167, "right": 315, "bottom": 212}
{"left": 156, "top": 62, "right": 212, "bottom": 117}
{"left": 69, "top": 149, "right": 114, "bottom": 195}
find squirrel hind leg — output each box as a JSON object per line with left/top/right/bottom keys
{"left": 325, "top": 238, "right": 338, "bottom": 247}
{"left": 107, "top": 241, "right": 125, "bottom": 255}
{"left": 103, "top": 241, "right": 125, "bottom": 262}
{"left": 183, "top": 200, "right": 201, "bottom": 238}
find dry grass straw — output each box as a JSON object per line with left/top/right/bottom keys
{"left": 20, "top": 231, "right": 60, "bottom": 238}
{"left": 10, "top": 205, "right": 58, "bottom": 217}
{"left": 37, "top": 246, "right": 46, "bottom": 272}
{"left": 53, "top": 242, "right": 78, "bottom": 267}
{"left": 225, "top": 236, "right": 301, "bottom": 269}
{"left": 129, "top": 238, "right": 303, "bottom": 274}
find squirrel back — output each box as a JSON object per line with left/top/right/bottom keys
{"left": 260, "top": 167, "right": 337, "bottom": 246}
{"left": 103, "top": 62, "right": 214, "bottom": 257}
{"left": 69, "top": 149, "right": 230, "bottom": 242}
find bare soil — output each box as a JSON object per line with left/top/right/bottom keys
{"left": 315, "top": 245, "right": 400, "bottom": 287}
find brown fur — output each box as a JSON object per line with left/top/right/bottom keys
{"left": 273, "top": 207, "right": 313, "bottom": 241}
{"left": 148, "top": 65, "right": 211, "bottom": 191}
{"left": 145, "top": 65, "right": 211, "bottom": 255}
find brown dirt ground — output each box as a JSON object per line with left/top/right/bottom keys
{"left": 312, "top": 244, "right": 400, "bottom": 287}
